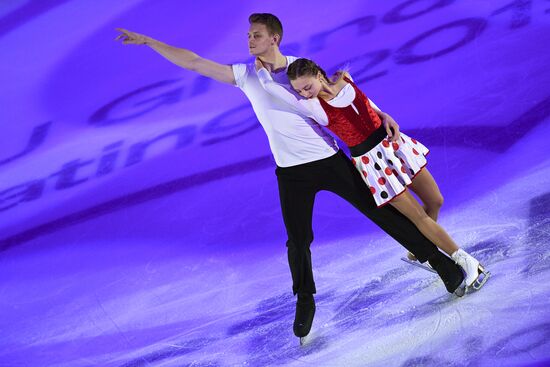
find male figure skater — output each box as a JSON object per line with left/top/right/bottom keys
{"left": 115, "top": 13, "right": 465, "bottom": 342}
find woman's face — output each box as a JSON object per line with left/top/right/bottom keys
{"left": 290, "top": 73, "right": 322, "bottom": 99}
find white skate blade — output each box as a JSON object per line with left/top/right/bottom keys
{"left": 400, "top": 257, "right": 437, "bottom": 274}
{"left": 299, "top": 336, "right": 308, "bottom": 346}
{"left": 469, "top": 268, "right": 491, "bottom": 291}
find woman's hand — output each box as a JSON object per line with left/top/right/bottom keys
{"left": 254, "top": 58, "right": 263, "bottom": 71}
{"left": 332, "top": 70, "right": 351, "bottom": 82}
{"left": 382, "top": 113, "right": 401, "bottom": 142}
{"left": 255, "top": 57, "right": 271, "bottom": 72}
{"left": 115, "top": 28, "right": 152, "bottom": 45}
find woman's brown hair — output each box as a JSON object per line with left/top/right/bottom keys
{"left": 287, "top": 58, "right": 348, "bottom": 85}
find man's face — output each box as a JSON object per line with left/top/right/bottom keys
{"left": 290, "top": 74, "right": 323, "bottom": 99}
{"left": 248, "top": 23, "right": 276, "bottom": 56}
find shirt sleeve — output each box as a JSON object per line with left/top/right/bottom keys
{"left": 232, "top": 63, "right": 249, "bottom": 89}
{"left": 369, "top": 99, "right": 382, "bottom": 112}
{"left": 256, "top": 67, "right": 329, "bottom": 125}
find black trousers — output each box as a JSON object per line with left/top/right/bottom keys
{"left": 276, "top": 150, "right": 461, "bottom": 295}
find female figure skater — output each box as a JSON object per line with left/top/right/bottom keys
{"left": 255, "top": 58, "right": 489, "bottom": 291}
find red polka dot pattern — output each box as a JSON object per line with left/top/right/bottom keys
{"left": 350, "top": 132, "right": 429, "bottom": 207}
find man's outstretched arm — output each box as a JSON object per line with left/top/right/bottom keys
{"left": 115, "top": 28, "right": 235, "bottom": 85}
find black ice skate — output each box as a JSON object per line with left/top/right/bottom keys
{"left": 428, "top": 254, "right": 466, "bottom": 297}
{"left": 294, "top": 293, "right": 315, "bottom": 345}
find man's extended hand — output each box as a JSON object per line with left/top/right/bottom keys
{"left": 115, "top": 28, "right": 152, "bottom": 45}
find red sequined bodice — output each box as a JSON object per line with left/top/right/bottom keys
{"left": 318, "top": 78, "right": 382, "bottom": 147}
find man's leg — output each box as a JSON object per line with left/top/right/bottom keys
{"left": 276, "top": 166, "right": 318, "bottom": 296}
{"left": 275, "top": 165, "right": 320, "bottom": 338}
{"left": 322, "top": 151, "right": 464, "bottom": 293}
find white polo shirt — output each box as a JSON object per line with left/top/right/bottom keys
{"left": 232, "top": 56, "right": 338, "bottom": 167}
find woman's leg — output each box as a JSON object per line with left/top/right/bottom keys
{"left": 391, "top": 188, "right": 489, "bottom": 289}
{"left": 408, "top": 168, "right": 444, "bottom": 221}
{"left": 324, "top": 152, "right": 464, "bottom": 293}
{"left": 389, "top": 189, "right": 459, "bottom": 256}
{"left": 405, "top": 168, "right": 443, "bottom": 261}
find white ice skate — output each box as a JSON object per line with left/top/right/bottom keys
{"left": 451, "top": 249, "right": 490, "bottom": 292}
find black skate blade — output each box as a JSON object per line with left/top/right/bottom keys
{"left": 453, "top": 284, "right": 466, "bottom": 297}
{"left": 400, "top": 257, "right": 437, "bottom": 274}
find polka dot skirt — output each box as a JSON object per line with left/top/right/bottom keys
{"left": 351, "top": 132, "right": 429, "bottom": 207}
